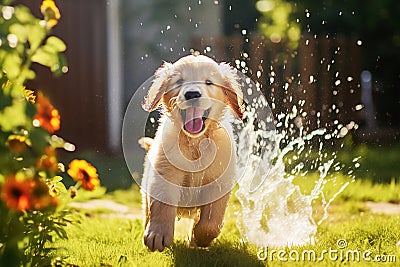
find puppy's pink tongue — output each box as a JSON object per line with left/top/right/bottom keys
{"left": 184, "top": 107, "right": 204, "bottom": 134}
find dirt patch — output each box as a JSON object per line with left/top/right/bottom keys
{"left": 69, "top": 199, "right": 400, "bottom": 224}
{"left": 365, "top": 201, "right": 400, "bottom": 215}
{"left": 69, "top": 199, "right": 143, "bottom": 220}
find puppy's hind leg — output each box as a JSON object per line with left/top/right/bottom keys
{"left": 191, "top": 192, "right": 230, "bottom": 247}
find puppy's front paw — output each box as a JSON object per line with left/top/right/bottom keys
{"left": 143, "top": 223, "right": 173, "bottom": 252}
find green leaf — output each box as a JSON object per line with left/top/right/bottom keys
{"left": 27, "top": 24, "right": 46, "bottom": 52}
{"left": 52, "top": 53, "right": 68, "bottom": 77}
{"left": 50, "top": 175, "right": 64, "bottom": 183}
{"left": 0, "top": 86, "right": 13, "bottom": 110}
{"left": 2, "top": 52, "right": 22, "bottom": 80}
{"left": 9, "top": 24, "right": 28, "bottom": 43}
{"left": 54, "top": 181, "right": 68, "bottom": 195}
{"left": 46, "top": 36, "right": 67, "bottom": 52}
{"left": 31, "top": 37, "right": 67, "bottom": 73}
{"left": 24, "top": 69, "right": 36, "bottom": 80}
{"left": 0, "top": 99, "right": 27, "bottom": 131}
{"left": 14, "top": 5, "right": 36, "bottom": 23}
{"left": 49, "top": 134, "right": 66, "bottom": 148}
{"left": 29, "top": 127, "right": 50, "bottom": 154}
{"left": 25, "top": 101, "right": 37, "bottom": 118}
{"left": 31, "top": 47, "right": 57, "bottom": 69}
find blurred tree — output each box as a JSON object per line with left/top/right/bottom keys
{"left": 223, "top": 0, "right": 259, "bottom": 35}
{"left": 255, "top": 0, "right": 400, "bottom": 126}
{"left": 256, "top": 0, "right": 300, "bottom": 48}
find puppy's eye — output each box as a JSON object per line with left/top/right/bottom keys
{"left": 205, "top": 79, "right": 213, "bottom": 85}
{"left": 177, "top": 79, "right": 184, "bottom": 85}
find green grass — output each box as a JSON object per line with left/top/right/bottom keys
{"left": 292, "top": 172, "right": 400, "bottom": 204}
{"left": 49, "top": 142, "right": 400, "bottom": 266}
{"left": 337, "top": 141, "right": 400, "bottom": 183}
{"left": 51, "top": 191, "right": 400, "bottom": 267}
{"left": 50, "top": 179, "right": 400, "bottom": 267}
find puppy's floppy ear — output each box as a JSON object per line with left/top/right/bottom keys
{"left": 142, "top": 62, "right": 172, "bottom": 112}
{"left": 219, "top": 62, "right": 245, "bottom": 120}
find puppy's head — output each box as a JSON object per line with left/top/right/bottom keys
{"left": 143, "top": 55, "right": 244, "bottom": 137}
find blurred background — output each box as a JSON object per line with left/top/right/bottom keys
{"left": 20, "top": 0, "right": 400, "bottom": 189}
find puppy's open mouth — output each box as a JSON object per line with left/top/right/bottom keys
{"left": 180, "top": 107, "right": 210, "bottom": 135}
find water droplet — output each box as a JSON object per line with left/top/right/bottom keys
{"left": 7, "top": 34, "right": 18, "bottom": 48}
{"left": 61, "top": 66, "right": 69, "bottom": 73}
{"left": 284, "top": 82, "right": 289, "bottom": 90}
{"left": 355, "top": 104, "right": 364, "bottom": 111}
{"left": 241, "top": 29, "right": 247, "bottom": 35}
{"left": 2, "top": 6, "right": 14, "bottom": 20}
{"left": 166, "top": 25, "right": 171, "bottom": 30}
{"left": 335, "top": 80, "right": 341, "bottom": 86}
{"left": 357, "top": 40, "right": 362, "bottom": 46}
{"left": 64, "top": 142, "right": 76, "bottom": 152}
{"left": 339, "top": 127, "right": 348, "bottom": 137}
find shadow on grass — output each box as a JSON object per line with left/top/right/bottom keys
{"left": 170, "top": 241, "right": 263, "bottom": 267}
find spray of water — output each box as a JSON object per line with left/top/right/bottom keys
{"left": 233, "top": 73, "right": 355, "bottom": 248}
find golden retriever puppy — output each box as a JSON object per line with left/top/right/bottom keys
{"left": 141, "top": 54, "right": 244, "bottom": 252}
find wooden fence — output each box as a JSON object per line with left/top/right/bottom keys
{"left": 193, "top": 34, "right": 363, "bottom": 131}
{"left": 20, "top": 0, "right": 109, "bottom": 152}
{"left": 19, "top": 0, "right": 363, "bottom": 151}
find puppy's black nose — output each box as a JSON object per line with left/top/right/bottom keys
{"left": 184, "top": 90, "right": 201, "bottom": 100}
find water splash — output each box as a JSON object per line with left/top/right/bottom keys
{"left": 234, "top": 99, "right": 352, "bottom": 248}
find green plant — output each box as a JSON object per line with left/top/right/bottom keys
{"left": 0, "top": 1, "right": 101, "bottom": 265}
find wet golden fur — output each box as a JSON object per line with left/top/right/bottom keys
{"left": 141, "top": 55, "right": 244, "bottom": 252}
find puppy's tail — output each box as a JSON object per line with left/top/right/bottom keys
{"left": 138, "top": 137, "right": 153, "bottom": 152}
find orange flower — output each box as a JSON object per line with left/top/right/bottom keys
{"left": 33, "top": 91, "right": 60, "bottom": 133}
{"left": 1, "top": 177, "right": 33, "bottom": 211}
{"left": 37, "top": 147, "right": 58, "bottom": 172}
{"left": 7, "top": 135, "right": 30, "bottom": 154}
{"left": 1, "top": 177, "right": 58, "bottom": 211}
{"left": 31, "top": 179, "right": 58, "bottom": 210}
{"left": 40, "top": 0, "right": 61, "bottom": 28}
{"left": 67, "top": 159, "right": 100, "bottom": 191}
{"left": 25, "top": 89, "right": 36, "bottom": 104}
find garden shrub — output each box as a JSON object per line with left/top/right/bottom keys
{"left": 0, "top": 1, "right": 101, "bottom": 265}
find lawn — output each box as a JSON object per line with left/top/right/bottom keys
{"left": 51, "top": 143, "right": 400, "bottom": 266}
